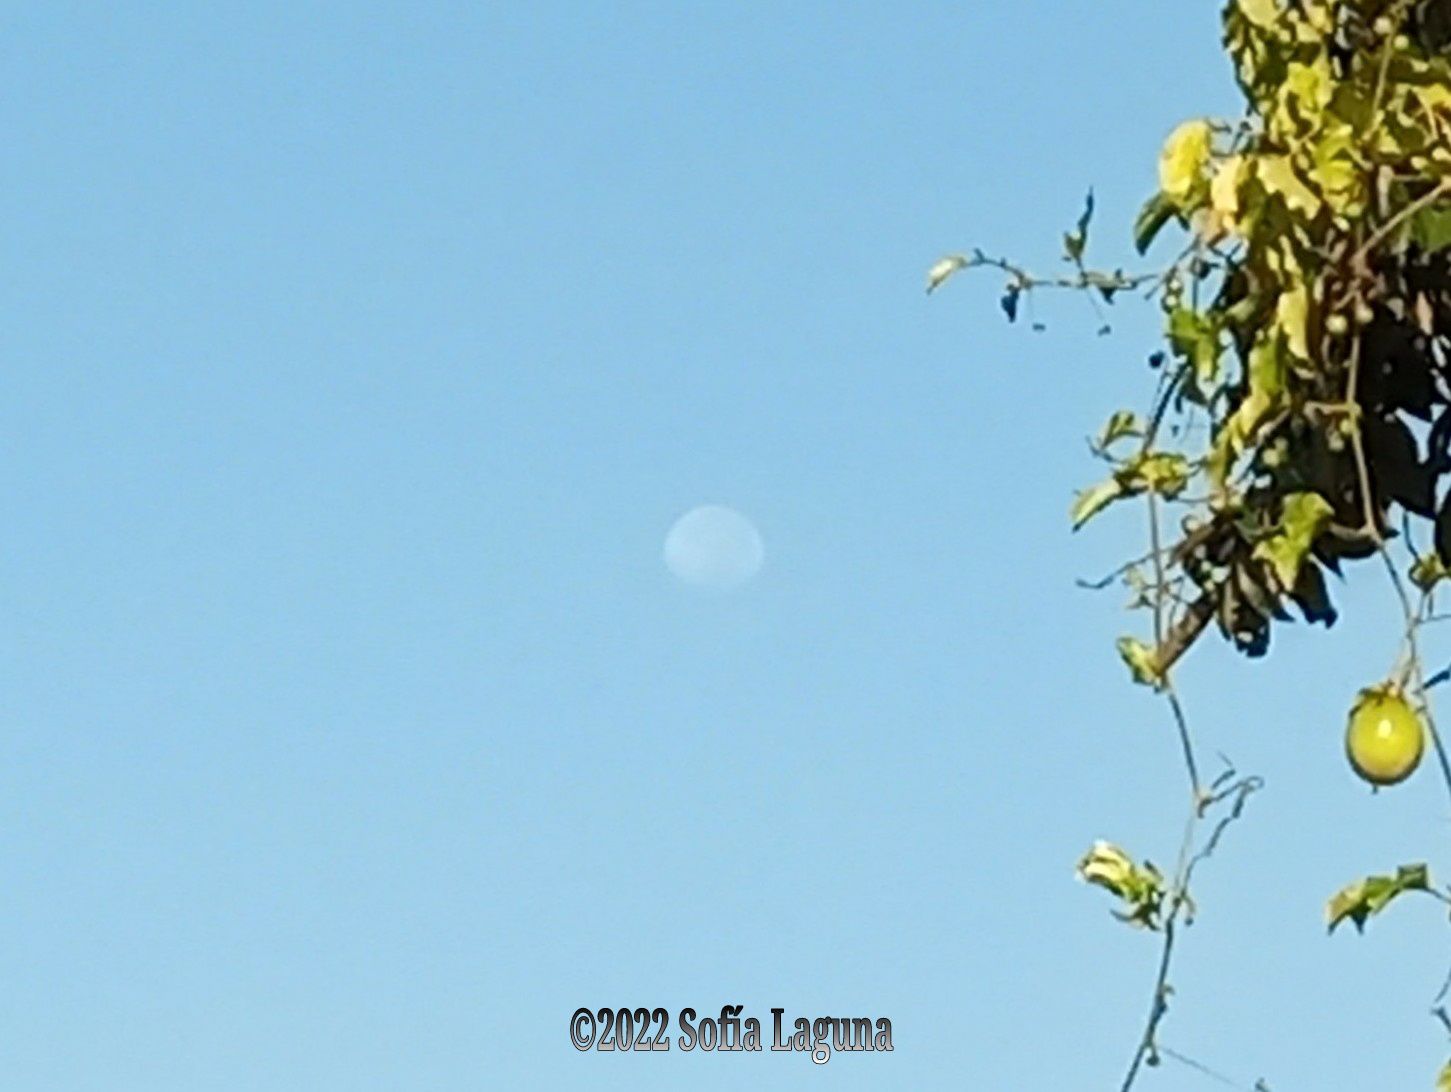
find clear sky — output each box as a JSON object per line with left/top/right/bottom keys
{"left": 3, "top": 2, "right": 1449, "bottom": 1089}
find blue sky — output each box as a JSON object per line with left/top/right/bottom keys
{"left": 2, "top": 2, "right": 1449, "bottom": 1088}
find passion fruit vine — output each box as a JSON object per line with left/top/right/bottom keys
{"left": 1345, "top": 686, "right": 1425, "bottom": 788}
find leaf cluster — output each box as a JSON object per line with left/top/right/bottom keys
{"left": 1074, "top": 0, "right": 1451, "bottom": 679}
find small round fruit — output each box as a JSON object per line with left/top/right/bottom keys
{"left": 1326, "top": 313, "right": 1350, "bottom": 337}
{"left": 1345, "top": 687, "right": 1424, "bottom": 787}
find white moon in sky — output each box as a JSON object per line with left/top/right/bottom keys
{"left": 663, "top": 505, "right": 764, "bottom": 589}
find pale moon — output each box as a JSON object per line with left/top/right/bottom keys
{"left": 663, "top": 505, "right": 764, "bottom": 589}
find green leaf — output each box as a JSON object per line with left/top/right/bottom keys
{"left": 1437, "top": 1059, "right": 1451, "bottom": 1092}
{"left": 1071, "top": 451, "right": 1190, "bottom": 531}
{"left": 1309, "top": 126, "right": 1360, "bottom": 213}
{"left": 1412, "top": 553, "right": 1449, "bottom": 592}
{"left": 1094, "top": 410, "right": 1143, "bottom": 452}
{"left": 1071, "top": 478, "right": 1125, "bottom": 531}
{"left": 1064, "top": 189, "right": 1094, "bottom": 263}
{"left": 1253, "top": 491, "right": 1333, "bottom": 590}
{"left": 1246, "top": 330, "right": 1288, "bottom": 403}
{"left": 1209, "top": 332, "right": 1287, "bottom": 486}
{"left": 1076, "top": 841, "right": 1166, "bottom": 929}
{"left": 1168, "top": 307, "right": 1223, "bottom": 388}
{"left": 1125, "top": 452, "right": 1191, "bottom": 498}
{"left": 1116, "top": 636, "right": 1163, "bottom": 688}
{"left": 1167, "top": 306, "right": 1202, "bottom": 349}
{"left": 1134, "top": 192, "right": 1177, "bottom": 254}
{"left": 1412, "top": 203, "right": 1451, "bottom": 255}
{"left": 1326, "top": 863, "right": 1431, "bottom": 933}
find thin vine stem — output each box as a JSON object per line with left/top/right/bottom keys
{"left": 1117, "top": 490, "right": 1260, "bottom": 1091}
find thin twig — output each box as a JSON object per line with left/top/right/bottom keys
{"left": 1168, "top": 683, "right": 1205, "bottom": 807}
{"left": 1120, "top": 915, "right": 1178, "bottom": 1091}
{"left": 1077, "top": 549, "right": 1170, "bottom": 591}
{"left": 1118, "top": 770, "right": 1260, "bottom": 1092}
{"left": 1159, "top": 1045, "right": 1264, "bottom": 1090}
{"left": 1350, "top": 177, "right": 1451, "bottom": 271}
{"left": 1117, "top": 570, "right": 1260, "bottom": 1092}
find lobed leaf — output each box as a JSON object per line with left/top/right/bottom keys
{"left": 1326, "top": 864, "right": 1431, "bottom": 934}
{"left": 1076, "top": 841, "right": 1166, "bottom": 929}
{"left": 1253, "top": 491, "right": 1333, "bottom": 590}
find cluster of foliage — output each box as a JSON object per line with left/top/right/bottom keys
{"left": 933, "top": 0, "right": 1451, "bottom": 1087}
{"left": 1104, "top": 0, "right": 1451, "bottom": 681}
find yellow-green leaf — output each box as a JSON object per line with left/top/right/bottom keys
{"left": 1072, "top": 449, "right": 1192, "bottom": 531}
{"left": 1159, "top": 120, "right": 1212, "bottom": 205}
{"left": 1077, "top": 840, "right": 1165, "bottom": 928}
{"left": 1094, "top": 410, "right": 1143, "bottom": 452}
{"left": 1209, "top": 332, "right": 1287, "bottom": 485}
{"left": 1412, "top": 553, "right": 1449, "bottom": 591}
{"left": 1253, "top": 491, "right": 1333, "bottom": 590}
{"left": 1126, "top": 452, "right": 1191, "bottom": 498}
{"left": 1284, "top": 57, "right": 1333, "bottom": 115}
{"left": 1276, "top": 283, "right": 1311, "bottom": 359}
{"left": 1210, "top": 155, "right": 1247, "bottom": 225}
{"left": 1168, "top": 306, "right": 1223, "bottom": 387}
{"left": 1238, "top": 0, "right": 1280, "bottom": 30}
{"left": 1326, "top": 864, "right": 1430, "bottom": 933}
{"left": 1116, "top": 636, "right": 1163, "bottom": 689}
{"left": 1258, "top": 155, "right": 1322, "bottom": 217}
{"left": 1071, "top": 478, "right": 1125, "bottom": 531}
{"left": 1246, "top": 329, "right": 1288, "bottom": 404}
{"left": 1309, "top": 126, "right": 1361, "bottom": 212}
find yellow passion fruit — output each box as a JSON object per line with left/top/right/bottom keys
{"left": 1345, "top": 687, "right": 1424, "bottom": 787}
